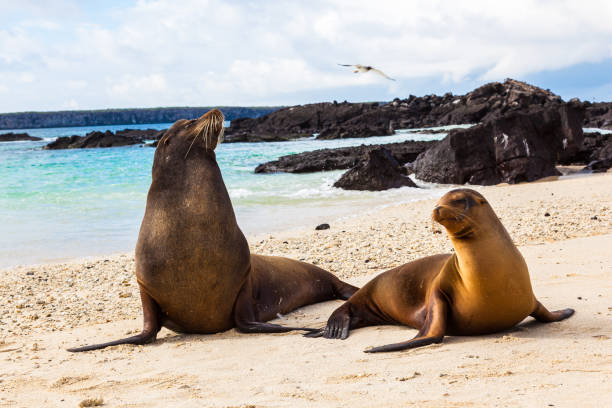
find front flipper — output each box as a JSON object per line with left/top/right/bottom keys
{"left": 365, "top": 291, "right": 447, "bottom": 353}
{"left": 67, "top": 287, "right": 161, "bottom": 352}
{"left": 530, "top": 300, "right": 575, "bottom": 323}
{"left": 303, "top": 302, "right": 351, "bottom": 339}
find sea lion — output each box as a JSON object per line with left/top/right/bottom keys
{"left": 68, "top": 109, "right": 358, "bottom": 352}
{"left": 306, "top": 188, "right": 574, "bottom": 352}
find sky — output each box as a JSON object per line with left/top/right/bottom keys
{"left": 1, "top": 0, "right": 612, "bottom": 113}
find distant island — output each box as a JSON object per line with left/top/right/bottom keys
{"left": 0, "top": 106, "right": 282, "bottom": 130}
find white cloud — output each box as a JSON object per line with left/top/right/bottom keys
{"left": 18, "top": 19, "right": 62, "bottom": 31}
{"left": 18, "top": 73, "right": 35, "bottom": 83}
{"left": 61, "top": 99, "right": 79, "bottom": 109}
{"left": 2, "top": 0, "right": 612, "bottom": 111}
{"left": 108, "top": 74, "right": 167, "bottom": 97}
{"left": 67, "top": 79, "right": 87, "bottom": 89}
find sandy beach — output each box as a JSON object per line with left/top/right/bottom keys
{"left": 1, "top": 172, "right": 611, "bottom": 407}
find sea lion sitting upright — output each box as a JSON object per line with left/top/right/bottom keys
{"left": 306, "top": 188, "right": 574, "bottom": 352}
{"left": 68, "top": 109, "right": 357, "bottom": 352}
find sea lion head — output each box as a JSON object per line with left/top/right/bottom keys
{"left": 432, "top": 188, "right": 491, "bottom": 239}
{"left": 157, "top": 108, "right": 225, "bottom": 158}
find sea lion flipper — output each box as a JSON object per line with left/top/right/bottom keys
{"left": 304, "top": 302, "right": 351, "bottom": 340}
{"left": 323, "top": 309, "right": 351, "bottom": 339}
{"left": 235, "top": 320, "right": 319, "bottom": 333}
{"left": 66, "top": 331, "right": 158, "bottom": 352}
{"left": 364, "top": 334, "right": 444, "bottom": 353}
{"left": 233, "top": 286, "right": 318, "bottom": 333}
{"left": 332, "top": 280, "right": 359, "bottom": 300}
{"left": 364, "top": 291, "right": 447, "bottom": 353}
{"left": 303, "top": 329, "right": 325, "bottom": 338}
{"left": 530, "top": 300, "right": 575, "bottom": 323}
{"left": 68, "top": 287, "right": 161, "bottom": 352}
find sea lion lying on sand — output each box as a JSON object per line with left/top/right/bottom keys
{"left": 306, "top": 188, "right": 574, "bottom": 352}
{"left": 69, "top": 109, "right": 357, "bottom": 352}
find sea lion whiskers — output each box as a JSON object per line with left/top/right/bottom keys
{"left": 435, "top": 203, "right": 477, "bottom": 224}
{"left": 192, "top": 109, "right": 225, "bottom": 149}
{"left": 184, "top": 132, "right": 201, "bottom": 159}
{"left": 184, "top": 109, "right": 225, "bottom": 158}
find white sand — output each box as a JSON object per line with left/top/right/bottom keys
{"left": 1, "top": 172, "right": 611, "bottom": 407}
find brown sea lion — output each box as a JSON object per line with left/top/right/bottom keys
{"left": 306, "top": 188, "right": 574, "bottom": 352}
{"left": 68, "top": 109, "right": 357, "bottom": 352}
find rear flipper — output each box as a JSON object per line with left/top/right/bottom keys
{"left": 530, "top": 300, "right": 575, "bottom": 323}
{"left": 332, "top": 279, "right": 359, "bottom": 300}
{"left": 236, "top": 321, "right": 319, "bottom": 334}
{"left": 365, "top": 290, "right": 447, "bottom": 353}
{"left": 67, "top": 287, "right": 162, "bottom": 352}
{"left": 234, "top": 255, "right": 358, "bottom": 334}
{"left": 303, "top": 302, "right": 351, "bottom": 339}
{"left": 233, "top": 282, "right": 319, "bottom": 334}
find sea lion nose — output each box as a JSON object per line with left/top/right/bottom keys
{"left": 433, "top": 206, "right": 442, "bottom": 217}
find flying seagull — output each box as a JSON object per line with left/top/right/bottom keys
{"left": 338, "top": 64, "right": 396, "bottom": 81}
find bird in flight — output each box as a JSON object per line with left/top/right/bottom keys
{"left": 338, "top": 64, "right": 396, "bottom": 81}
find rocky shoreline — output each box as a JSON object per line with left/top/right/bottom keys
{"left": 223, "top": 78, "right": 612, "bottom": 144}
{"left": 0, "top": 132, "right": 42, "bottom": 142}
{"left": 44, "top": 128, "right": 163, "bottom": 150}
{"left": 252, "top": 80, "right": 612, "bottom": 189}
{"left": 9, "top": 78, "right": 612, "bottom": 187}
{"left": 254, "top": 140, "right": 436, "bottom": 173}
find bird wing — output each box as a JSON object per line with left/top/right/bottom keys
{"left": 337, "top": 64, "right": 353, "bottom": 67}
{"left": 369, "top": 68, "right": 396, "bottom": 81}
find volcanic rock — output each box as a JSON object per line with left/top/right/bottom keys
{"left": 254, "top": 141, "right": 436, "bottom": 173}
{"left": 226, "top": 79, "right": 575, "bottom": 143}
{"left": 317, "top": 123, "right": 392, "bottom": 139}
{"left": 556, "top": 131, "right": 612, "bottom": 165}
{"left": 0, "top": 132, "right": 42, "bottom": 142}
{"left": 414, "top": 105, "right": 583, "bottom": 185}
{"left": 333, "top": 147, "right": 418, "bottom": 191}
{"left": 584, "top": 102, "right": 612, "bottom": 129}
{"left": 44, "top": 130, "right": 145, "bottom": 149}
{"left": 224, "top": 101, "right": 381, "bottom": 142}
{"left": 584, "top": 133, "right": 612, "bottom": 172}
{"left": 115, "top": 128, "right": 165, "bottom": 140}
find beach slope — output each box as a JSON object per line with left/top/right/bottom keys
{"left": 1, "top": 173, "right": 611, "bottom": 407}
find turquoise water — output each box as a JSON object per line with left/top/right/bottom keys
{"left": 0, "top": 124, "right": 458, "bottom": 269}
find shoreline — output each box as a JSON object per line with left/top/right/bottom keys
{"left": 2, "top": 172, "right": 610, "bottom": 338}
{"left": 0, "top": 173, "right": 610, "bottom": 406}
{"left": 2, "top": 169, "right": 604, "bottom": 272}
{"left": 1, "top": 172, "right": 611, "bottom": 406}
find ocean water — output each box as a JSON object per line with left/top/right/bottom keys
{"left": 0, "top": 124, "right": 463, "bottom": 269}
